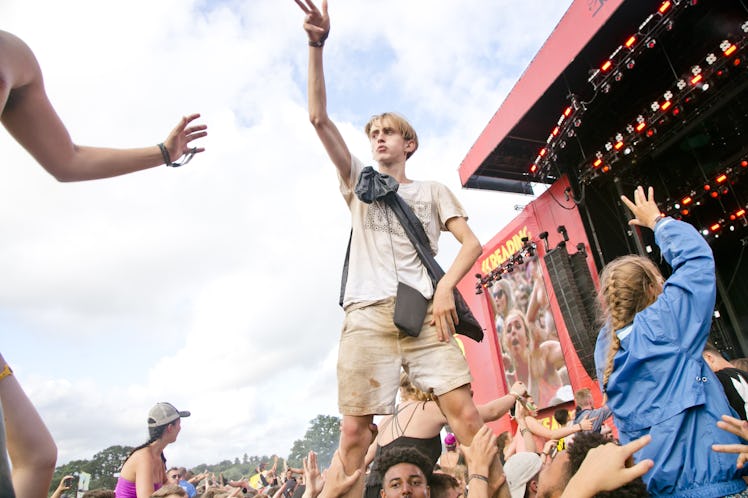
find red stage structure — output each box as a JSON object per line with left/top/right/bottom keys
{"left": 456, "top": 0, "right": 748, "bottom": 434}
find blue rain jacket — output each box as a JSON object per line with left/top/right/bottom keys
{"left": 595, "top": 218, "right": 748, "bottom": 497}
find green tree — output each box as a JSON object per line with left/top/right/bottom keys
{"left": 287, "top": 415, "right": 341, "bottom": 469}
{"left": 49, "top": 445, "right": 130, "bottom": 494}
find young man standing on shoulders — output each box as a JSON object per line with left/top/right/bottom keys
{"left": 294, "top": 1, "right": 508, "bottom": 497}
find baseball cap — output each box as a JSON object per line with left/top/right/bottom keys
{"left": 148, "top": 402, "right": 191, "bottom": 428}
{"left": 504, "top": 452, "right": 542, "bottom": 498}
{"left": 444, "top": 433, "right": 457, "bottom": 446}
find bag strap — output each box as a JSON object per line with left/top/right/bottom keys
{"left": 339, "top": 229, "right": 352, "bottom": 307}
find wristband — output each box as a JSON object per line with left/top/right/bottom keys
{"left": 158, "top": 143, "right": 197, "bottom": 168}
{"left": 309, "top": 31, "right": 329, "bottom": 48}
{"left": 653, "top": 214, "right": 665, "bottom": 226}
{"left": 468, "top": 474, "right": 488, "bottom": 484}
{"left": 0, "top": 364, "right": 13, "bottom": 382}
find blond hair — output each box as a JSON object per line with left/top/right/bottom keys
{"left": 399, "top": 371, "right": 436, "bottom": 402}
{"left": 598, "top": 255, "right": 663, "bottom": 398}
{"left": 364, "top": 112, "right": 419, "bottom": 159}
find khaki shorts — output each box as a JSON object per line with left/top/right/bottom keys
{"left": 337, "top": 298, "right": 472, "bottom": 416}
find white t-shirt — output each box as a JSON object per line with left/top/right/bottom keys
{"left": 339, "top": 155, "right": 468, "bottom": 307}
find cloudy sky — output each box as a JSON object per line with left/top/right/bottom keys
{"left": 1, "top": 0, "right": 571, "bottom": 468}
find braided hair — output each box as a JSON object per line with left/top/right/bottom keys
{"left": 399, "top": 371, "right": 436, "bottom": 402}
{"left": 598, "top": 255, "right": 663, "bottom": 400}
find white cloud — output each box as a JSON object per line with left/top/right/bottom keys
{"left": 0, "top": 0, "right": 570, "bottom": 468}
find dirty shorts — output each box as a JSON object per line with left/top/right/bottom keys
{"left": 337, "top": 297, "right": 472, "bottom": 416}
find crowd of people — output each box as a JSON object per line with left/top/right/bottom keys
{"left": 3, "top": 0, "right": 748, "bottom": 497}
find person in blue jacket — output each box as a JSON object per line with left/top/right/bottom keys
{"left": 595, "top": 186, "right": 748, "bottom": 497}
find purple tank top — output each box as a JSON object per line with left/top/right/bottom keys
{"left": 114, "top": 476, "right": 161, "bottom": 498}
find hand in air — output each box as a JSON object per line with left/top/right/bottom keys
{"left": 620, "top": 186, "right": 662, "bottom": 230}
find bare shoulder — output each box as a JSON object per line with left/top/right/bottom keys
{"left": 0, "top": 30, "right": 43, "bottom": 89}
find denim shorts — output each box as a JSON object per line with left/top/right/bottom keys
{"left": 337, "top": 297, "right": 472, "bottom": 416}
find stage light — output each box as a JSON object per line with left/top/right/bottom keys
{"left": 725, "top": 45, "right": 737, "bottom": 57}
{"left": 691, "top": 74, "right": 703, "bottom": 85}
{"left": 636, "top": 114, "right": 645, "bottom": 123}
{"left": 636, "top": 122, "right": 647, "bottom": 132}
{"left": 682, "top": 196, "right": 693, "bottom": 205}
{"left": 602, "top": 165, "right": 611, "bottom": 173}
{"left": 711, "top": 191, "right": 719, "bottom": 198}
{"left": 721, "top": 187, "right": 729, "bottom": 196}
{"left": 615, "top": 133, "right": 623, "bottom": 142}
{"left": 625, "top": 35, "right": 636, "bottom": 48}
{"left": 741, "top": 160, "right": 748, "bottom": 168}
{"left": 563, "top": 106, "right": 572, "bottom": 117}
{"left": 710, "top": 223, "right": 721, "bottom": 232}
{"left": 692, "top": 65, "right": 702, "bottom": 75}
{"left": 614, "top": 141, "right": 624, "bottom": 150}
{"left": 646, "top": 128, "right": 656, "bottom": 137}
{"left": 742, "top": 21, "right": 748, "bottom": 33}
{"left": 677, "top": 79, "right": 687, "bottom": 90}
{"left": 623, "top": 147, "right": 633, "bottom": 155}
{"left": 716, "top": 174, "right": 727, "bottom": 183}
{"left": 734, "top": 58, "right": 742, "bottom": 67}
{"left": 704, "top": 184, "right": 711, "bottom": 191}
{"left": 601, "top": 60, "right": 613, "bottom": 72}
{"left": 661, "top": 101, "right": 672, "bottom": 110}
{"left": 626, "top": 124, "right": 635, "bottom": 133}
{"left": 593, "top": 158, "right": 602, "bottom": 168}
{"left": 706, "top": 53, "right": 717, "bottom": 65}
{"left": 681, "top": 209, "right": 690, "bottom": 216}
{"left": 530, "top": 164, "right": 537, "bottom": 173}
{"left": 737, "top": 209, "right": 746, "bottom": 217}
{"left": 552, "top": 126, "right": 560, "bottom": 136}
{"left": 651, "top": 101, "right": 660, "bottom": 111}
{"left": 702, "top": 229, "right": 709, "bottom": 236}
{"left": 646, "top": 38, "right": 657, "bottom": 49}
{"left": 672, "top": 106, "right": 682, "bottom": 116}
{"left": 539, "top": 148, "right": 547, "bottom": 157}
{"left": 658, "top": 1, "right": 671, "bottom": 14}
{"left": 605, "top": 142, "right": 613, "bottom": 151}
{"left": 663, "top": 90, "right": 673, "bottom": 100}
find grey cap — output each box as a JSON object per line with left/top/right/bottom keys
{"left": 148, "top": 402, "right": 190, "bottom": 428}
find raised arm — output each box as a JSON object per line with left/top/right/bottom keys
{"left": 0, "top": 30, "right": 207, "bottom": 182}
{"left": 0, "top": 353, "right": 57, "bottom": 498}
{"left": 294, "top": 0, "right": 352, "bottom": 183}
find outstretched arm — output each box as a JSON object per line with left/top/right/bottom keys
{"left": 525, "top": 413, "right": 594, "bottom": 440}
{"left": 0, "top": 30, "right": 207, "bottom": 182}
{"left": 477, "top": 382, "right": 529, "bottom": 422}
{"left": 294, "top": 0, "right": 352, "bottom": 184}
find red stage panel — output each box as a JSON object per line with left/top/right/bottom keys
{"left": 458, "top": 0, "right": 625, "bottom": 185}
